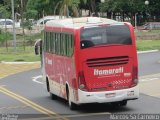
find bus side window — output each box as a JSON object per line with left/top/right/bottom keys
{"left": 55, "top": 33, "right": 58, "bottom": 54}
{"left": 60, "top": 34, "right": 64, "bottom": 55}
{"left": 50, "top": 32, "right": 53, "bottom": 53}
{"left": 52, "top": 32, "right": 55, "bottom": 53}
{"left": 70, "top": 34, "right": 74, "bottom": 56}
{"left": 46, "top": 32, "right": 50, "bottom": 52}
{"left": 59, "top": 33, "right": 62, "bottom": 55}
{"left": 63, "top": 34, "right": 67, "bottom": 56}
{"left": 46, "top": 32, "right": 48, "bottom": 52}
{"left": 49, "top": 32, "right": 51, "bottom": 53}
{"left": 68, "top": 34, "right": 72, "bottom": 56}
{"left": 65, "top": 34, "right": 68, "bottom": 56}
{"left": 58, "top": 33, "right": 61, "bottom": 55}
{"left": 67, "top": 34, "right": 70, "bottom": 56}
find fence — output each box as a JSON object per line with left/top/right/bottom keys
{"left": 136, "top": 31, "right": 160, "bottom": 40}
{"left": 0, "top": 27, "right": 42, "bottom": 47}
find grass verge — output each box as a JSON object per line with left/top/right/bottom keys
{"left": 0, "top": 40, "right": 160, "bottom": 62}
{"left": 0, "top": 46, "right": 40, "bottom": 62}
{"left": 136, "top": 40, "right": 160, "bottom": 51}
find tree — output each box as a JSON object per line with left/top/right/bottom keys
{"left": 147, "top": 0, "right": 160, "bottom": 21}
{"left": 0, "top": 4, "right": 11, "bottom": 51}
{"left": 99, "top": 0, "right": 145, "bottom": 24}
{"left": 80, "top": 0, "right": 100, "bottom": 16}
{"left": 0, "top": 4, "right": 10, "bottom": 18}
{"left": 26, "top": 0, "right": 58, "bottom": 19}
{"left": 54, "top": 0, "right": 80, "bottom": 17}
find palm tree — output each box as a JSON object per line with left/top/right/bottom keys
{"left": 54, "top": 0, "right": 79, "bottom": 17}
{"left": 80, "top": 0, "right": 98, "bottom": 16}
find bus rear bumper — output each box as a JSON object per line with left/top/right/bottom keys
{"left": 76, "top": 85, "right": 139, "bottom": 104}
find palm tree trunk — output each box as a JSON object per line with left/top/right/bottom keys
{"left": 90, "top": 0, "right": 98, "bottom": 16}
{"left": 21, "top": 0, "right": 25, "bottom": 51}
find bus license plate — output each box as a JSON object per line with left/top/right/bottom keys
{"left": 105, "top": 93, "right": 116, "bottom": 98}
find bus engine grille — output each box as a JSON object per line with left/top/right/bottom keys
{"left": 86, "top": 56, "right": 129, "bottom": 67}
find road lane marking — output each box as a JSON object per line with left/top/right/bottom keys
{"left": 64, "top": 112, "right": 111, "bottom": 118}
{"left": 139, "top": 73, "right": 160, "bottom": 98}
{"left": 20, "top": 112, "right": 111, "bottom": 120}
{"left": 140, "top": 78, "right": 159, "bottom": 82}
{"left": 32, "top": 75, "right": 43, "bottom": 84}
{"left": 0, "top": 87, "right": 68, "bottom": 120}
{"left": 140, "top": 73, "right": 160, "bottom": 79}
{"left": 21, "top": 117, "right": 57, "bottom": 120}
{"left": 0, "top": 105, "right": 29, "bottom": 110}
{"left": 150, "top": 93, "right": 160, "bottom": 97}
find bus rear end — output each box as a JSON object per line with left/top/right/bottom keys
{"left": 76, "top": 23, "right": 139, "bottom": 105}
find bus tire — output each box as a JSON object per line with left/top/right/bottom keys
{"left": 46, "top": 78, "right": 50, "bottom": 92}
{"left": 119, "top": 100, "right": 127, "bottom": 106}
{"left": 50, "top": 93, "right": 57, "bottom": 100}
{"left": 46, "top": 78, "right": 57, "bottom": 100}
{"left": 111, "top": 100, "right": 127, "bottom": 107}
{"left": 66, "top": 86, "right": 77, "bottom": 110}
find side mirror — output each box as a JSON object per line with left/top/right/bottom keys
{"left": 35, "top": 46, "right": 39, "bottom": 55}
{"left": 34, "top": 39, "right": 42, "bottom": 55}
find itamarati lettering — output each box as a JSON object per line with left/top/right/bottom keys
{"left": 94, "top": 67, "right": 124, "bottom": 76}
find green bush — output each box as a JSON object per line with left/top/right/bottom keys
{"left": 0, "top": 31, "right": 12, "bottom": 42}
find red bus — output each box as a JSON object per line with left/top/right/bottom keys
{"left": 42, "top": 17, "right": 139, "bottom": 110}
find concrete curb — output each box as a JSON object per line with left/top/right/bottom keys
{"left": 138, "top": 50, "right": 159, "bottom": 54}
{"left": 0, "top": 61, "right": 40, "bottom": 64}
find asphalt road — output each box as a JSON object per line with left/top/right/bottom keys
{"left": 138, "top": 51, "right": 160, "bottom": 76}
{"left": 0, "top": 51, "right": 160, "bottom": 120}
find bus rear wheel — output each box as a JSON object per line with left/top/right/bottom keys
{"left": 111, "top": 100, "right": 127, "bottom": 107}
{"left": 50, "top": 93, "right": 57, "bottom": 100}
{"left": 66, "top": 87, "right": 77, "bottom": 110}
{"left": 120, "top": 100, "right": 127, "bottom": 106}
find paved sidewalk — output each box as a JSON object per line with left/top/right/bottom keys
{"left": 0, "top": 62, "right": 40, "bottom": 79}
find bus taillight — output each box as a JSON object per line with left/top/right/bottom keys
{"left": 131, "top": 66, "right": 138, "bottom": 87}
{"left": 78, "top": 71, "right": 88, "bottom": 91}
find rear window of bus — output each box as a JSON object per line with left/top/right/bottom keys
{"left": 80, "top": 25, "right": 132, "bottom": 49}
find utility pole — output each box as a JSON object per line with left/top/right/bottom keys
{"left": 11, "top": 0, "right": 17, "bottom": 52}
{"left": 135, "top": 13, "right": 138, "bottom": 30}
{"left": 21, "top": 0, "right": 25, "bottom": 51}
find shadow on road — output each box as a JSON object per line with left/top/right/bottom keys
{"left": 50, "top": 96, "right": 134, "bottom": 114}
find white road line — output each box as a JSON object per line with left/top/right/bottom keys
{"left": 32, "top": 75, "right": 43, "bottom": 84}
{"left": 140, "top": 78, "right": 159, "bottom": 82}
{"left": 140, "top": 73, "right": 160, "bottom": 79}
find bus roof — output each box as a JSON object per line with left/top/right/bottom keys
{"left": 45, "top": 17, "right": 119, "bottom": 29}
